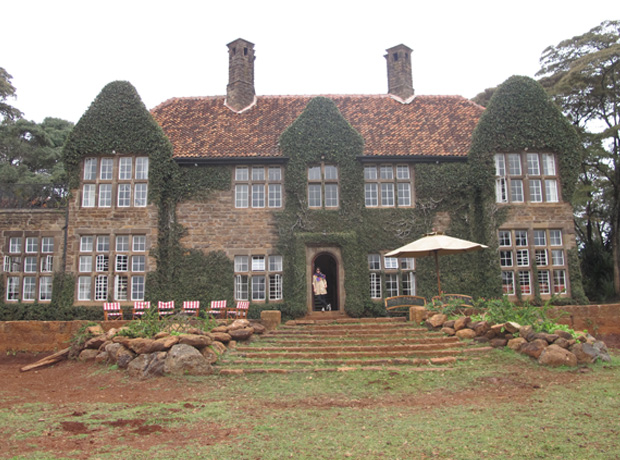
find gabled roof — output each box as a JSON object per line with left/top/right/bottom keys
{"left": 150, "top": 94, "right": 484, "bottom": 161}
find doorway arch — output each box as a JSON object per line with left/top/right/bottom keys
{"left": 312, "top": 253, "right": 338, "bottom": 311}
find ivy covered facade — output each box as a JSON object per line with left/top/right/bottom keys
{"left": 0, "top": 39, "right": 585, "bottom": 319}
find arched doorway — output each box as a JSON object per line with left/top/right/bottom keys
{"left": 312, "top": 253, "right": 338, "bottom": 311}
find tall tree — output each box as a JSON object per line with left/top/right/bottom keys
{"left": 536, "top": 20, "right": 620, "bottom": 299}
{"left": 0, "top": 67, "right": 23, "bottom": 122}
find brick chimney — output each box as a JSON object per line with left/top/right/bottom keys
{"left": 226, "top": 38, "right": 256, "bottom": 112}
{"left": 385, "top": 44, "right": 414, "bottom": 101}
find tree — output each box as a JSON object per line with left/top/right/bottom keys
{"left": 536, "top": 20, "right": 620, "bottom": 299}
{"left": 0, "top": 67, "right": 23, "bottom": 122}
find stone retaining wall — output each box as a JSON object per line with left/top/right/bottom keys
{"left": 1, "top": 304, "right": 619, "bottom": 353}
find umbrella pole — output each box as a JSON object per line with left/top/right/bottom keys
{"left": 434, "top": 251, "right": 441, "bottom": 295}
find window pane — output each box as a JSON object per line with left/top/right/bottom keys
{"left": 41, "top": 237, "right": 54, "bottom": 253}
{"left": 135, "top": 157, "right": 149, "bottom": 180}
{"left": 549, "top": 230, "right": 562, "bottom": 246}
{"left": 308, "top": 184, "right": 321, "bottom": 207}
{"left": 40, "top": 255, "right": 53, "bottom": 272}
{"left": 96, "top": 254, "right": 109, "bottom": 272}
{"left": 535, "top": 249, "right": 548, "bottom": 266}
{"left": 500, "top": 251, "right": 513, "bottom": 267}
{"left": 82, "top": 184, "right": 95, "bottom": 207}
{"left": 386, "top": 273, "right": 399, "bottom": 297}
{"left": 268, "top": 255, "right": 283, "bottom": 271}
{"left": 364, "top": 165, "right": 377, "bottom": 180}
{"left": 519, "top": 271, "right": 531, "bottom": 295}
{"left": 269, "top": 274, "right": 283, "bottom": 300}
{"left": 132, "top": 255, "right": 145, "bottom": 272}
{"left": 529, "top": 180, "right": 542, "bottom": 202}
{"left": 78, "top": 276, "right": 91, "bottom": 301}
{"left": 24, "top": 256, "right": 37, "bottom": 272}
{"left": 133, "top": 236, "right": 146, "bottom": 252}
{"left": 235, "top": 184, "right": 249, "bottom": 208}
{"left": 234, "top": 255, "right": 249, "bottom": 272}
{"left": 553, "top": 270, "right": 567, "bottom": 293}
{"left": 84, "top": 158, "right": 97, "bottom": 180}
{"left": 384, "top": 257, "right": 398, "bottom": 269}
{"left": 494, "top": 154, "right": 505, "bottom": 176}
{"left": 118, "top": 184, "right": 131, "bottom": 207}
{"left": 235, "top": 274, "right": 248, "bottom": 300}
{"left": 495, "top": 178, "right": 508, "bottom": 203}
{"left": 499, "top": 231, "right": 511, "bottom": 246}
{"left": 235, "top": 166, "right": 248, "bottom": 181}
{"left": 396, "top": 165, "right": 410, "bottom": 180}
{"left": 97, "top": 236, "right": 109, "bottom": 252}
{"left": 114, "top": 275, "right": 128, "bottom": 301}
{"left": 400, "top": 257, "right": 415, "bottom": 270}
{"left": 268, "top": 184, "right": 282, "bottom": 208}
{"left": 324, "top": 165, "right": 338, "bottom": 180}
{"left": 368, "top": 254, "right": 381, "bottom": 270}
{"left": 251, "top": 256, "right": 265, "bottom": 271}
{"left": 510, "top": 179, "right": 524, "bottom": 202}
{"left": 79, "top": 255, "right": 92, "bottom": 272}
{"left": 268, "top": 166, "right": 282, "bottom": 181}
{"left": 308, "top": 166, "right": 321, "bottom": 180}
{"left": 116, "top": 254, "right": 128, "bottom": 272}
{"left": 80, "top": 236, "right": 93, "bottom": 252}
{"left": 545, "top": 180, "right": 559, "bottom": 202}
{"left": 134, "top": 183, "right": 148, "bottom": 207}
{"left": 26, "top": 237, "right": 38, "bottom": 253}
{"left": 527, "top": 153, "right": 540, "bottom": 175}
{"left": 119, "top": 157, "right": 132, "bottom": 180}
{"left": 251, "top": 276, "right": 266, "bottom": 301}
{"left": 23, "top": 277, "right": 36, "bottom": 300}
{"left": 369, "top": 272, "right": 381, "bottom": 298}
{"left": 116, "top": 235, "right": 129, "bottom": 252}
{"left": 402, "top": 272, "right": 416, "bottom": 295}
{"left": 381, "top": 183, "right": 394, "bottom": 206}
{"left": 397, "top": 183, "right": 411, "bottom": 206}
{"left": 252, "top": 184, "right": 265, "bottom": 208}
{"left": 514, "top": 231, "right": 528, "bottom": 246}
{"left": 542, "top": 154, "right": 556, "bottom": 175}
{"left": 538, "top": 270, "right": 550, "bottom": 294}
{"left": 9, "top": 237, "right": 22, "bottom": 253}
{"left": 131, "top": 276, "right": 145, "bottom": 300}
{"left": 533, "top": 230, "right": 546, "bottom": 246}
{"left": 39, "top": 277, "right": 53, "bottom": 301}
{"left": 100, "top": 158, "right": 113, "bottom": 180}
{"left": 365, "top": 183, "right": 378, "bottom": 207}
{"left": 502, "top": 271, "right": 515, "bottom": 295}
{"left": 252, "top": 166, "right": 265, "bottom": 181}
{"left": 98, "top": 184, "right": 112, "bottom": 207}
{"left": 325, "top": 184, "right": 338, "bottom": 207}
{"left": 551, "top": 249, "right": 565, "bottom": 266}
{"left": 6, "top": 277, "right": 20, "bottom": 300}
{"left": 380, "top": 165, "right": 394, "bottom": 180}
{"left": 508, "top": 154, "right": 522, "bottom": 175}
{"left": 516, "top": 249, "right": 529, "bottom": 267}
{"left": 94, "top": 275, "right": 108, "bottom": 300}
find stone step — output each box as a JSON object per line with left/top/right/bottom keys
{"left": 218, "top": 366, "right": 457, "bottom": 375}
{"left": 235, "top": 341, "right": 465, "bottom": 353}
{"left": 254, "top": 336, "right": 460, "bottom": 346}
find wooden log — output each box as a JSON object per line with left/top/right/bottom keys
{"left": 20, "top": 347, "right": 71, "bottom": 372}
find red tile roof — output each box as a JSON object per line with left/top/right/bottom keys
{"left": 150, "top": 94, "right": 484, "bottom": 160}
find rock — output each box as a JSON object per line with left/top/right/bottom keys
{"left": 228, "top": 327, "right": 254, "bottom": 341}
{"left": 519, "top": 325, "right": 534, "bottom": 341}
{"left": 570, "top": 343, "right": 599, "bottom": 364}
{"left": 453, "top": 316, "right": 471, "bottom": 331}
{"left": 472, "top": 321, "right": 490, "bottom": 336}
{"left": 95, "top": 351, "right": 109, "bottom": 364}
{"left": 228, "top": 340, "right": 237, "bottom": 349}
{"left": 554, "top": 330, "right": 573, "bottom": 340}
{"left": 201, "top": 347, "right": 219, "bottom": 364}
{"left": 127, "top": 352, "right": 167, "bottom": 379}
{"left": 490, "top": 323, "right": 505, "bottom": 334}
{"left": 178, "top": 333, "right": 212, "bottom": 349}
{"left": 455, "top": 329, "right": 476, "bottom": 339}
{"left": 125, "top": 338, "right": 163, "bottom": 355}
{"left": 105, "top": 343, "right": 124, "bottom": 364}
{"left": 441, "top": 327, "right": 456, "bottom": 336}
{"left": 485, "top": 329, "right": 497, "bottom": 340}
{"left": 153, "top": 331, "right": 171, "bottom": 339}
{"left": 504, "top": 321, "right": 521, "bottom": 334}
{"left": 116, "top": 347, "right": 136, "bottom": 369}
{"left": 210, "top": 342, "right": 227, "bottom": 355}
{"left": 164, "top": 344, "right": 213, "bottom": 376}
{"left": 228, "top": 319, "right": 251, "bottom": 331}
{"left": 211, "top": 326, "right": 229, "bottom": 334}
{"left": 520, "top": 339, "right": 548, "bottom": 359}
{"left": 84, "top": 334, "right": 108, "bottom": 350}
{"left": 186, "top": 327, "right": 208, "bottom": 336}
{"left": 553, "top": 337, "right": 571, "bottom": 349}
{"left": 473, "top": 336, "right": 490, "bottom": 344}
{"left": 212, "top": 332, "right": 232, "bottom": 343}
{"left": 106, "top": 328, "right": 119, "bottom": 339}
{"left": 97, "top": 340, "right": 112, "bottom": 352}
{"left": 490, "top": 338, "right": 508, "bottom": 348}
{"left": 443, "top": 320, "right": 456, "bottom": 329}
{"left": 86, "top": 325, "right": 105, "bottom": 336}
{"left": 155, "top": 335, "right": 180, "bottom": 349}
{"left": 78, "top": 349, "right": 99, "bottom": 361}
{"left": 531, "top": 332, "right": 557, "bottom": 344}
{"left": 426, "top": 314, "right": 448, "bottom": 328}
{"left": 538, "top": 344, "right": 577, "bottom": 367}
{"left": 507, "top": 337, "right": 527, "bottom": 351}
{"left": 409, "top": 306, "right": 427, "bottom": 324}
{"left": 251, "top": 323, "right": 267, "bottom": 334}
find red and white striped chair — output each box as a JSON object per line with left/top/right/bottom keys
{"left": 157, "top": 301, "right": 175, "bottom": 318}
{"left": 207, "top": 300, "right": 227, "bottom": 319}
{"left": 228, "top": 300, "right": 249, "bottom": 319}
{"left": 103, "top": 302, "right": 122, "bottom": 321}
{"left": 182, "top": 300, "right": 200, "bottom": 317}
{"left": 132, "top": 301, "right": 151, "bottom": 319}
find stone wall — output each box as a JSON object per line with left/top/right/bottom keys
{"left": 552, "top": 304, "right": 620, "bottom": 348}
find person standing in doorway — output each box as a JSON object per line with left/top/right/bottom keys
{"left": 312, "top": 267, "right": 331, "bottom": 311}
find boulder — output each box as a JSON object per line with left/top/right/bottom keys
{"left": 554, "top": 329, "right": 573, "bottom": 340}
{"left": 538, "top": 344, "right": 577, "bottom": 367}
{"left": 228, "top": 327, "right": 254, "bottom": 341}
{"left": 210, "top": 341, "right": 228, "bottom": 355}
{"left": 116, "top": 347, "right": 137, "bottom": 369}
{"left": 84, "top": 334, "right": 108, "bottom": 350}
{"left": 453, "top": 316, "right": 471, "bottom": 331}
{"left": 95, "top": 351, "right": 108, "bottom": 364}
{"left": 427, "top": 314, "right": 448, "bottom": 328}
{"left": 519, "top": 325, "right": 534, "bottom": 341}
{"left": 228, "top": 319, "right": 251, "bottom": 331}
{"left": 507, "top": 337, "right": 527, "bottom": 351}
{"left": 455, "top": 329, "right": 476, "bottom": 339}
{"left": 443, "top": 320, "right": 456, "bottom": 329}
{"left": 531, "top": 332, "right": 558, "bottom": 344}
{"left": 570, "top": 343, "right": 599, "bottom": 364}
{"left": 519, "top": 339, "right": 548, "bottom": 359}
{"left": 164, "top": 344, "right": 213, "bottom": 376}
{"left": 78, "top": 348, "right": 99, "bottom": 361}
{"left": 86, "top": 325, "right": 105, "bottom": 336}
{"left": 503, "top": 321, "right": 521, "bottom": 334}
{"left": 472, "top": 321, "right": 490, "bottom": 336}
{"left": 251, "top": 323, "right": 267, "bottom": 335}
{"left": 441, "top": 327, "right": 456, "bottom": 336}
{"left": 553, "top": 337, "right": 571, "bottom": 349}
{"left": 409, "top": 306, "right": 427, "bottom": 324}
{"left": 489, "top": 338, "right": 508, "bottom": 348}
{"left": 212, "top": 332, "right": 232, "bottom": 343}
{"left": 125, "top": 338, "right": 172, "bottom": 355}
{"left": 211, "top": 325, "right": 229, "bottom": 334}
{"left": 105, "top": 342, "right": 124, "bottom": 364}
{"left": 127, "top": 352, "right": 167, "bottom": 379}
{"left": 178, "top": 333, "right": 212, "bottom": 349}
{"left": 201, "top": 347, "right": 219, "bottom": 364}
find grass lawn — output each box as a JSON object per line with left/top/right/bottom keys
{"left": 1, "top": 348, "right": 619, "bottom": 459}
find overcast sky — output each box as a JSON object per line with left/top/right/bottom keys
{"left": 3, "top": 0, "right": 617, "bottom": 124}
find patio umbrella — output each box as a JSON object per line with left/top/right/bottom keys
{"left": 385, "top": 232, "right": 488, "bottom": 295}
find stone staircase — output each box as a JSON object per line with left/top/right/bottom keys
{"left": 218, "top": 317, "right": 491, "bottom": 375}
